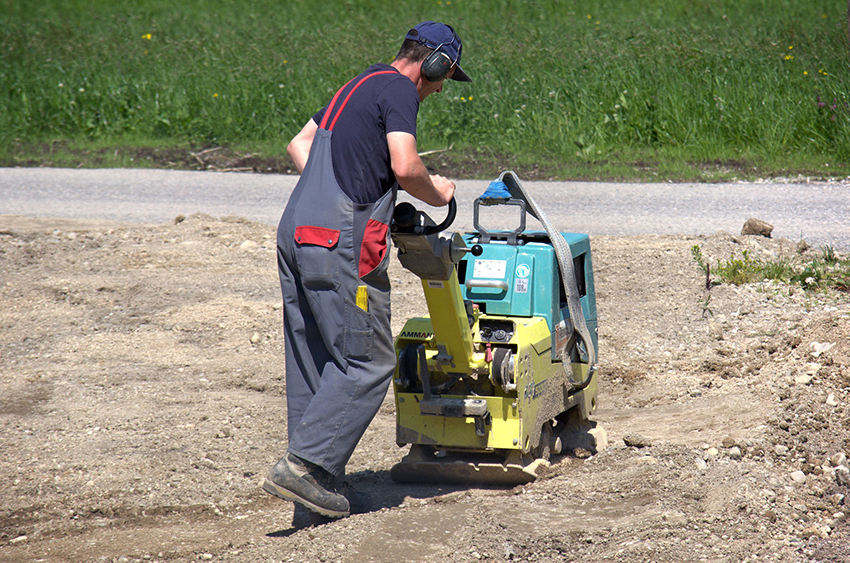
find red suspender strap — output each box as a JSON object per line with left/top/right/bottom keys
{"left": 318, "top": 77, "right": 353, "bottom": 130}
{"left": 319, "top": 70, "right": 398, "bottom": 132}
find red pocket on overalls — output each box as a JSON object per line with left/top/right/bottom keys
{"left": 294, "top": 225, "right": 341, "bottom": 290}
{"left": 359, "top": 219, "right": 389, "bottom": 278}
{"left": 294, "top": 225, "right": 340, "bottom": 248}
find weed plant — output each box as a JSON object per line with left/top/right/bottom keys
{"left": 1, "top": 0, "right": 848, "bottom": 176}
{"left": 692, "top": 244, "right": 850, "bottom": 292}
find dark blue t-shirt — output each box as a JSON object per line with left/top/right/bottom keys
{"left": 312, "top": 64, "right": 419, "bottom": 204}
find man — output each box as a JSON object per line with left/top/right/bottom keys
{"left": 263, "top": 21, "right": 471, "bottom": 518}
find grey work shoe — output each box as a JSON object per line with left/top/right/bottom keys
{"left": 262, "top": 453, "right": 350, "bottom": 518}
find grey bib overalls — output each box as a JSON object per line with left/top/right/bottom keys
{"left": 276, "top": 70, "right": 399, "bottom": 477}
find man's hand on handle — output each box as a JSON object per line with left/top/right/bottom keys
{"left": 428, "top": 174, "right": 456, "bottom": 206}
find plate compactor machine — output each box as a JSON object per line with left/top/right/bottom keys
{"left": 388, "top": 171, "right": 606, "bottom": 485}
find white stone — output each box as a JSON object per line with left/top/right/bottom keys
{"left": 795, "top": 374, "right": 813, "bottom": 386}
{"left": 662, "top": 510, "right": 689, "bottom": 526}
{"left": 789, "top": 470, "right": 807, "bottom": 484}
{"left": 804, "top": 362, "right": 821, "bottom": 376}
{"left": 810, "top": 341, "right": 836, "bottom": 357}
{"left": 826, "top": 394, "right": 839, "bottom": 407}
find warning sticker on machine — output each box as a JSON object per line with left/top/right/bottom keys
{"left": 514, "top": 278, "right": 529, "bottom": 293}
{"left": 473, "top": 259, "right": 507, "bottom": 279}
{"left": 426, "top": 280, "right": 444, "bottom": 289}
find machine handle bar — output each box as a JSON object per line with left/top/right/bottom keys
{"left": 465, "top": 279, "right": 509, "bottom": 290}
{"left": 419, "top": 197, "right": 457, "bottom": 235}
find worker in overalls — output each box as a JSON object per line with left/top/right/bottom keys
{"left": 264, "top": 21, "right": 471, "bottom": 518}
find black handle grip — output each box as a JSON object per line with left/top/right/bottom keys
{"left": 420, "top": 197, "right": 457, "bottom": 235}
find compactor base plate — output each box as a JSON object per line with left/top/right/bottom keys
{"left": 390, "top": 445, "right": 549, "bottom": 486}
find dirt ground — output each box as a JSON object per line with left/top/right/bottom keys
{"left": 1, "top": 210, "right": 849, "bottom": 563}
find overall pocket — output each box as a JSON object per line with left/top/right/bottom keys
{"left": 358, "top": 219, "right": 389, "bottom": 279}
{"left": 294, "top": 226, "right": 340, "bottom": 290}
{"left": 344, "top": 298, "right": 373, "bottom": 361}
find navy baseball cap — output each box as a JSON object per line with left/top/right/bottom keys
{"left": 405, "top": 21, "right": 471, "bottom": 82}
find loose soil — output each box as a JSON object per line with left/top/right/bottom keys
{"left": 1, "top": 211, "right": 849, "bottom": 563}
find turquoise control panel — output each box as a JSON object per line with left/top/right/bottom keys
{"left": 459, "top": 231, "right": 598, "bottom": 355}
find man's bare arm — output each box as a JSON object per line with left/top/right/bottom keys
{"left": 287, "top": 119, "right": 319, "bottom": 174}
{"left": 387, "top": 131, "right": 455, "bottom": 207}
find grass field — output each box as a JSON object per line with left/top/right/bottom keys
{"left": 1, "top": 0, "right": 848, "bottom": 180}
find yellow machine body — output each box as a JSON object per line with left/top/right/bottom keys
{"left": 395, "top": 311, "right": 596, "bottom": 453}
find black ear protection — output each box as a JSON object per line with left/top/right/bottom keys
{"left": 421, "top": 48, "right": 453, "bottom": 82}
{"left": 410, "top": 26, "right": 460, "bottom": 82}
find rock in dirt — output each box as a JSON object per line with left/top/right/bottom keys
{"left": 623, "top": 434, "right": 652, "bottom": 448}
{"left": 804, "top": 362, "right": 822, "bottom": 376}
{"left": 795, "top": 374, "right": 814, "bottom": 386}
{"left": 790, "top": 470, "right": 807, "bottom": 484}
{"left": 741, "top": 218, "right": 774, "bottom": 238}
{"left": 835, "top": 466, "right": 850, "bottom": 487}
{"left": 662, "top": 510, "right": 689, "bottom": 526}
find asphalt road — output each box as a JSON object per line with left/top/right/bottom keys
{"left": 1, "top": 167, "right": 848, "bottom": 250}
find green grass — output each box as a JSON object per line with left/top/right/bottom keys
{"left": 2, "top": 0, "right": 849, "bottom": 179}
{"left": 692, "top": 244, "right": 850, "bottom": 292}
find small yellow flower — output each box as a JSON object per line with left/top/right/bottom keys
{"left": 788, "top": 46, "right": 793, "bottom": 50}
{"left": 587, "top": 14, "right": 592, "bottom": 19}
{"left": 785, "top": 55, "right": 794, "bottom": 61}
{"left": 142, "top": 33, "right": 152, "bottom": 40}
{"left": 468, "top": 96, "right": 473, "bottom": 101}
{"left": 804, "top": 71, "right": 808, "bottom": 75}
{"left": 213, "top": 93, "right": 219, "bottom": 98}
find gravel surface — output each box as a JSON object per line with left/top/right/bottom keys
{"left": 1, "top": 207, "right": 849, "bottom": 562}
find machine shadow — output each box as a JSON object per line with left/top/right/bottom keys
{"left": 265, "top": 467, "right": 508, "bottom": 537}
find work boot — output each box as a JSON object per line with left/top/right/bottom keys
{"left": 262, "top": 453, "right": 350, "bottom": 518}
{"left": 336, "top": 479, "right": 371, "bottom": 515}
